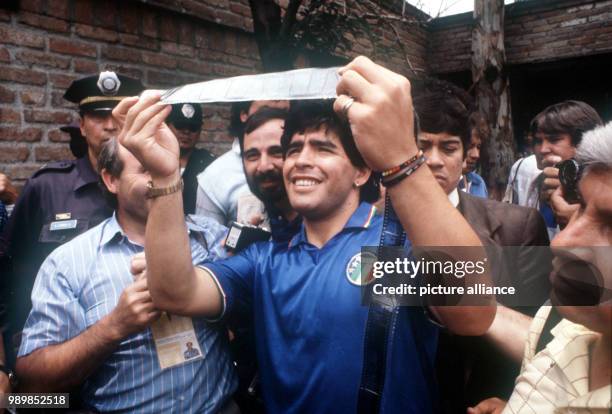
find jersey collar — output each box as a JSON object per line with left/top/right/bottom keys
{"left": 288, "top": 202, "right": 377, "bottom": 248}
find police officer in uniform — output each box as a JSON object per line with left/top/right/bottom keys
{"left": 166, "top": 103, "right": 215, "bottom": 214}
{"left": 0, "top": 71, "right": 144, "bottom": 369}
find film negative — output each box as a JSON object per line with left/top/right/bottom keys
{"left": 158, "top": 67, "right": 340, "bottom": 104}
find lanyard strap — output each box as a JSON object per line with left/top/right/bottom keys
{"left": 357, "top": 195, "right": 405, "bottom": 414}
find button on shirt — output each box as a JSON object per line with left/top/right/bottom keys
{"left": 19, "top": 214, "right": 237, "bottom": 413}
{"left": 204, "top": 202, "right": 439, "bottom": 413}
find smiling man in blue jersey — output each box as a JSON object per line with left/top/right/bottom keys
{"left": 15, "top": 138, "right": 237, "bottom": 413}
{"left": 117, "top": 56, "right": 496, "bottom": 413}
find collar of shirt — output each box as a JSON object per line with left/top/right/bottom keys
{"left": 448, "top": 188, "right": 460, "bottom": 208}
{"left": 74, "top": 156, "right": 99, "bottom": 192}
{"left": 288, "top": 202, "right": 377, "bottom": 248}
{"left": 231, "top": 137, "right": 241, "bottom": 155}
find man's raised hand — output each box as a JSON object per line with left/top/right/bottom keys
{"left": 113, "top": 92, "right": 179, "bottom": 180}
{"left": 334, "top": 56, "right": 418, "bottom": 172}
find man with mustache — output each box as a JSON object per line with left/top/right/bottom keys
{"left": 469, "top": 121, "right": 612, "bottom": 414}
{"left": 0, "top": 72, "right": 143, "bottom": 373}
{"left": 240, "top": 106, "right": 300, "bottom": 242}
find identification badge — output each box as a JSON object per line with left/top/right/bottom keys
{"left": 55, "top": 212, "right": 72, "bottom": 220}
{"left": 151, "top": 313, "right": 204, "bottom": 369}
{"left": 49, "top": 219, "right": 78, "bottom": 231}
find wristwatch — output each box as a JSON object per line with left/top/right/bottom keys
{"left": 146, "top": 178, "right": 184, "bottom": 199}
{"left": 0, "top": 363, "right": 18, "bottom": 388}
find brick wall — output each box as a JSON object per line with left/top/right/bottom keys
{"left": 0, "top": 0, "right": 427, "bottom": 187}
{"left": 428, "top": 0, "right": 612, "bottom": 74}
{"left": 0, "top": 0, "right": 260, "bottom": 186}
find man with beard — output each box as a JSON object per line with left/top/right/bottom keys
{"left": 240, "top": 107, "right": 300, "bottom": 242}
{"left": 469, "top": 121, "right": 612, "bottom": 414}
{"left": 166, "top": 103, "right": 215, "bottom": 214}
{"left": 195, "top": 100, "right": 289, "bottom": 226}
{"left": 0, "top": 72, "right": 143, "bottom": 371}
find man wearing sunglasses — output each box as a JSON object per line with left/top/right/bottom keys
{"left": 166, "top": 103, "right": 216, "bottom": 214}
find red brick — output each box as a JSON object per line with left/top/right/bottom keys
{"left": 49, "top": 73, "right": 78, "bottom": 89}
{"left": 24, "top": 109, "right": 73, "bottom": 124}
{"left": 50, "top": 91, "right": 71, "bottom": 108}
{"left": 102, "top": 45, "right": 142, "bottom": 63}
{"left": 35, "top": 145, "right": 74, "bottom": 162}
{"left": 160, "top": 16, "right": 178, "bottom": 42}
{"left": 18, "top": 11, "right": 70, "bottom": 33}
{"left": 141, "top": 11, "right": 158, "bottom": 38}
{"left": 119, "top": 3, "right": 140, "bottom": 35}
{"left": 75, "top": 24, "right": 120, "bottom": 42}
{"left": 179, "top": 21, "right": 195, "bottom": 47}
{"left": 142, "top": 51, "right": 178, "bottom": 69}
{"left": 160, "top": 41, "right": 194, "bottom": 57}
{"left": 0, "top": 108, "right": 20, "bottom": 124}
{"left": 0, "top": 127, "right": 42, "bottom": 142}
{"left": 182, "top": 0, "right": 216, "bottom": 22}
{"left": 16, "top": 50, "right": 71, "bottom": 69}
{"left": 147, "top": 70, "right": 180, "bottom": 87}
{"left": 0, "top": 47, "right": 9, "bottom": 63}
{"left": 94, "top": 2, "right": 118, "bottom": 29}
{"left": 19, "top": 0, "right": 44, "bottom": 13}
{"left": 20, "top": 89, "right": 46, "bottom": 106}
{"left": 49, "top": 128, "right": 72, "bottom": 143}
{"left": 103, "top": 64, "right": 143, "bottom": 80}
{"left": 49, "top": 37, "right": 97, "bottom": 57}
{"left": 5, "top": 164, "right": 42, "bottom": 181}
{"left": 0, "top": 146, "right": 30, "bottom": 162}
{"left": 74, "top": 58, "right": 98, "bottom": 74}
{"left": 47, "top": 0, "right": 71, "bottom": 19}
{"left": 74, "top": 0, "right": 95, "bottom": 24}
{"left": 0, "top": 26, "right": 45, "bottom": 49}
{"left": 178, "top": 58, "right": 212, "bottom": 76}
{"left": 119, "top": 33, "right": 158, "bottom": 51}
{"left": 229, "top": 3, "right": 252, "bottom": 17}
{"left": 0, "top": 85, "right": 15, "bottom": 103}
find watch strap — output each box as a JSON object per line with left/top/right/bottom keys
{"left": 146, "top": 178, "right": 184, "bottom": 199}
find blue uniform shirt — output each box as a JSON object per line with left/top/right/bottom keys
{"left": 204, "top": 202, "right": 439, "bottom": 413}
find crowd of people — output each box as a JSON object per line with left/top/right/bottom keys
{"left": 0, "top": 56, "right": 610, "bottom": 414}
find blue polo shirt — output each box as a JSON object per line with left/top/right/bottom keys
{"left": 203, "top": 202, "right": 439, "bottom": 413}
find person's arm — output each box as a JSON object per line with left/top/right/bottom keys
{"left": 483, "top": 305, "right": 531, "bottom": 363}
{"left": 16, "top": 266, "right": 160, "bottom": 392}
{"left": 114, "top": 95, "right": 224, "bottom": 318}
{"left": 334, "top": 56, "right": 495, "bottom": 335}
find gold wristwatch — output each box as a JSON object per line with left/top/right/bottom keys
{"left": 146, "top": 178, "right": 184, "bottom": 199}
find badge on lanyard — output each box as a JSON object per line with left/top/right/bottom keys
{"left": 150, "top": 313, "right": 204, "bottom": 369}
{"left": 346, "top": 251, "right": 377, "bottom": 286}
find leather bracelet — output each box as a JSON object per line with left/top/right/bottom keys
{"left": 146, "top": 178, "right": 184, "bottom": 199}
{"left": 381, "top": 150, "right": 422, "bottom": 177}
{"left": 381, "top": 154, "right": 426, "bottom": 187}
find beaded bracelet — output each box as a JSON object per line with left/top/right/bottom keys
{"left": 381, "top": 150, "right": 423, "bottom": 178}
{"left": 381, "top": 154, "right": 426, "bottom": 188}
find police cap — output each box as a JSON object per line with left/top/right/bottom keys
{"left": 167, "top": 103, "right": 203, "bottom": 131}
{"left": 64, "top": 71, "right": 144, "bottom": 114}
